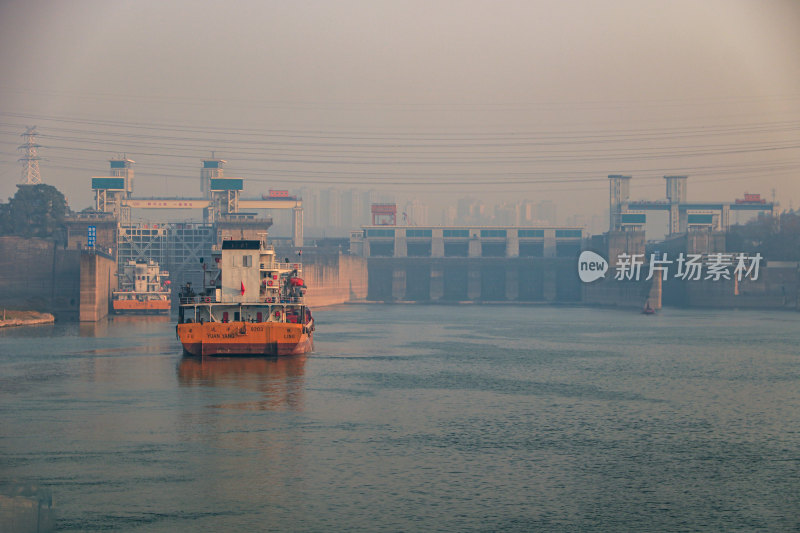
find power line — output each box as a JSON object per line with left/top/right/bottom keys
{"left": 2, "top": 110, "right": 798, "bottom": 200}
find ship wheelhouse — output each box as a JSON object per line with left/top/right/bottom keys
{"left": 177, "top": 238, "right": 309, "bottom": 326}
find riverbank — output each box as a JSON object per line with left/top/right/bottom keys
{"left": 0, "top": 310, "right": 55, "bottom": 328}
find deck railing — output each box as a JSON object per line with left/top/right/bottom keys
{"left": 179, "top": 296, "right": 304, "bottom": 305}
{"left": 261, "top": 262, "right": 302, "bottom": 272}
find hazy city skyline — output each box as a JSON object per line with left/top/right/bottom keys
{"left": 1, "top": 0, "right": 799, "bottom": 228}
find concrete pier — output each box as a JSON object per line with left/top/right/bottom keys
{"left": 430, "top": 265, "right": 444, "bottom": 301}
{"left": 392, "top": 266, "right": 407, "bottom": 300}
{"left": 79, "top": 251, "right": 117, "bottom": 322}
{"left": 467, "top": 265, "right": 481, "bottom": 300}
{"left": 505, "top": 268, "right": 519, "bottom": 301}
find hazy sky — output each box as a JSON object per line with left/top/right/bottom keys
{"left": 1, "top": 0, "right": 799, "bottom": 223}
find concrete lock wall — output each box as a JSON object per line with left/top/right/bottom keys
{"left": 79, "top": 251, "right": 117, "bottom": 322}
{"left": 303, "top": 253, "right": 367, "bottom": 308}
{"left": 670, "top": 265, "right": 798, "bottom": 309}
{"left": 0, "top": 236, "right": 80, "bottom": 319}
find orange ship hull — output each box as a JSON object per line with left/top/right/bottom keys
{"left": 176, "top": 321, "right": 313, "bottom": 357}
{"left": 113, "top": 299, "right": 171, "bottom": 314}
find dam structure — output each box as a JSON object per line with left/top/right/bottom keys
{"left": 351, "top": 224, "right": 585, "bottom": 303}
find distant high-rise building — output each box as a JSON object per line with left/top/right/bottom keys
{"left": 402, "top": 198, "right": 429, "bottom": 225}
{"left": 298, "top": 186, "right": 322, "bottom": 233}
{"left": 340, "top": 189, "right": 355, "bottom": 229}
{"left": 535, "top": 200, "right": 557, "bottom": 225}
{"left": 493, "top": 202, "right": 518, "bottom": 226}
{"left": 304, "top": 188, "right": 318, "bottom": 229}
{"left": 320, "top": 188, "right": 341, "bottom": 229}
{"left": 566, "top": 214, "right": 587, "bottom": 228}
{"left": 520, "top": 200, "right": 535, "bottom": 225}
{"left": 456, "top": 197, "right": 487, "bottom": 225}
{"left": 456, "top": 197, "right": 472, "bottom": 223}
{"left": 590, "top": 214, "right": 605, "bottom": 235}
{"left": 298, "top": 187, "right": 399, "bottom": 237}
{"left": 443, "top": 206, "right": 457, "bottom": 225}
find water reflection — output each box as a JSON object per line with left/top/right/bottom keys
{"left": 110, "top": 314, "right": 172, "bottom": 324}
{"left": 78, "top": 314, "right": 172, "bottom": 338}
{"left": 78, "top": 317, "right": 111, "bottom": 337}
{"left": 177, "top": 355, "right": 307, "bottom": 411}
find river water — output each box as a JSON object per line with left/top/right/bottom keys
{"left": 1, "top": 305, "right": 799, "bottom": 531}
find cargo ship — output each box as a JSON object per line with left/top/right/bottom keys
{"left": 112, "top": 259, "right": 171, "bottom": 314}
{"left": 176, "top": 239, "right": 314, "bottom": 357}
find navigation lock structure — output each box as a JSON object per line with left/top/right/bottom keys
{"left": 608, "top": 174, "right": 775, "bottom": 234}
{"left": 65, "top": 157, "right": 305, "bottom": 291}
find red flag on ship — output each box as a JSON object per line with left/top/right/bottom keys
{"left": 240, "top": 281, "right": 245, "bottom": 295}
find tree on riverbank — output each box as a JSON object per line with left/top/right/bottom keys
{"left": 0, "top": 184, "right": 67, "bottom": 242}
{"left": 727, "top": 210, "right": 800, "bottom": 261}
